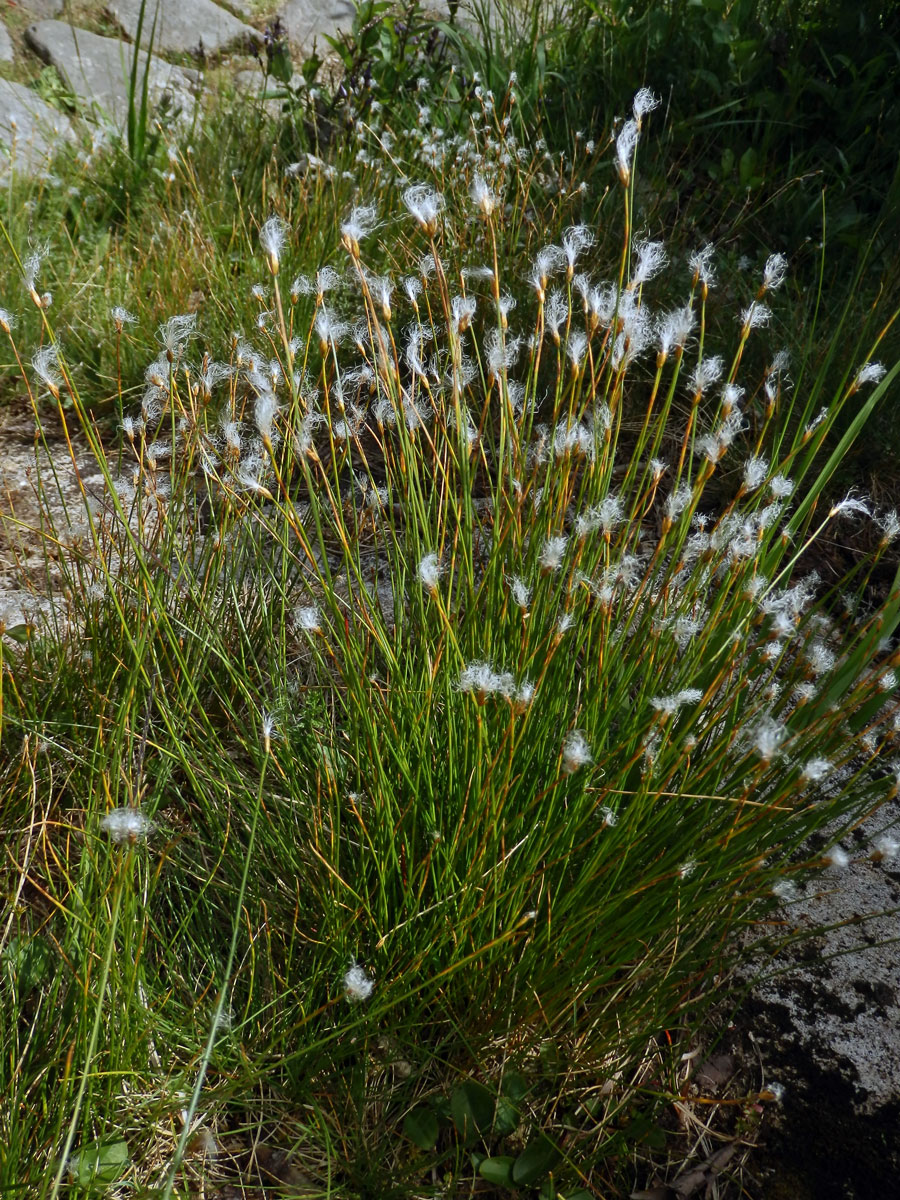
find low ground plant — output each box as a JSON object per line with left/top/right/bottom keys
{"left": 1, "top": 75, "right": 899, "bottom": 1198}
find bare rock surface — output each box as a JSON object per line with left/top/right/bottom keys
{"left": 0, "top": 21, "right": 13, "bottom": 63}
{"left": 105, "top": 0, "right": 261, "bottom": 57}
{"left": 278, "top": 0, "right": 355, "bottom": 51}
{"left": 15, "top": 0, "right": 64, "bottom": 16}
{"left": 734, "top": 792, "right": 900, "bottom": 1196}
{"left": 0, "top": 77, "right": 74, "bottom": 176}
{"left": 24, "top": 19, "right": 198, "bottom": 129}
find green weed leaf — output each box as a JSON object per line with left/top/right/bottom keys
{"left": 66, "top": 1138, "right": 129, "bottom": 1187}
{"left": 478, "top": 1155, "right": 516, "bottom": 1187}
{"left": 451, "top": 1081, "right": 495, "bottom": 1145}
{"left": 403, "top": 1107, "right": 439, "bottom": 1150}
{"left": 512, "top": 1136, "right": 561, "bottom": 1185}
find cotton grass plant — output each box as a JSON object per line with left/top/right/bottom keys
{"left": 1, "top": 79, "right": 899, "bottom": 1197}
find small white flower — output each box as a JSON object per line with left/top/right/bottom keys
{"left": 599, "top": 805, "right": 618, "bottom": 827}
{"left": 562, "top": 729, "right": 592, "bottom": 774}
{"left": 344, "top": 962, "right": 374, "bottom": 1002}
{"left": 825, "top": 846, "right": 849, "bottom": 869}
{"left": 254, "top": 391, "right": 280, "bottom": 441}
{"left": 665, "top": 483, "right": 693, "bottom": 523}
{"left": 556, "top": 612, "right": 575, "bottom": 636}
{"left": 101, "top": 807, "right": 152, "bottom": 844}
{"left": 451, "top": 295, "right": 477, "bottom": 333}
{"left": 458, "top": 661, "right": 506, "bottom": 699}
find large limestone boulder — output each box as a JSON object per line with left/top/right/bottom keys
{"left": 105, "top": 0, "right": 262, "bottom": 58}
{"left": 24, "top": 20, "right": 199, "bottom": 130}
{"left": 0, "top": 77, "right": 74, "bottom": 177}
{"left": 278, "top": 0, "right": 355, "bottom": 52}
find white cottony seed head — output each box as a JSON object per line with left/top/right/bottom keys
{"left": 615, "top": 118, "right": 639, "bottom": 184}
{"left": 403, "top": 184, "right": 444, "bottom": 233}
{"left": 801, "top": 758, "right": 831, "bottom": 783}
{"left": 853, "top": 361, "right": 886, "bottom": 390}
{"left": 651, "top": 689, "right": 702, "bottom": 715}
{"left": 418, "top": 552, "right": 443, "bottom": 592}
{"left": 762, "top": 253, "right": 788, "bottom": 292}
{"left": 101, "top": 807, "right": 152, "bottom": 844}
{"left": 294, "top": 605, "right": 322, "bottom": 633}
{"left": 562, "top": 729, "right": 592, "bottom": 774}
{"left": 259, "top": 216, "right": 288, "bottom": 273}
{"left": 743, "top": 456, "right": 769, "bottom": 492}
{"left": 632, "top": 87, "right": 659, "bottom": 125}
{"left": 539, "top": 536, "right": 568, "bottom": 572}
{"left": 344, "top": 963, "right": 374, "bottom": 1001}
{"left": 510, "top": 576, "right": 531, "bottom": 609}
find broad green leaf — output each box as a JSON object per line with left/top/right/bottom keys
{"left": 403, "top": 1107, "right": 439, "bottom": 1150}
{"left": 2, "top": 936, "right": 53, "bottom": 993}
{"left": 451, "top": 1081, "right": 495, "bottom": 1145}
{"left": 479, "top": 1155, "right": 516, "bottom": 1187}
{"left": 501, "top": 1071, "right": 530, "bottom": 1102}
{"left": 494, "top": 1096, "right": 520, "bottom": 1137}
{"left": 512, "top": 1136, "right": 561, "bottom": 1185}
{"left": 3, "top": 623, "right": 34, "bottom": 644}
{"left": 67, "top": 1138, "right": 129, "bottom": 1186}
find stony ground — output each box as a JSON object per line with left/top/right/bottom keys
{"left": 0, "top": 0, "right": 363, "bottom": 175}
{"left": 2, "top": 3, "right": 900, "bottom": 1194}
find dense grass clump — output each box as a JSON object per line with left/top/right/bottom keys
{"left": 1, "top": 69, "right": 898, "bottom": 1198}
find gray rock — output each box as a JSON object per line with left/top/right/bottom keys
{"left": 278, "top": 0, "right": 355, "bottom": 52}
{"left": 24, "top": 20, "right": 198, "bottom": 130}
{"left": 0, "top": 77, "right": 74, "bottom": 177}
{"left": 15, "top": 0, "right": 64, "bottom": 17}
{"left": 0, "top": 21, "right": 14, "bottom": 64}
{"left": 105, "top": 0, "right": 261, "bottom": 58}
